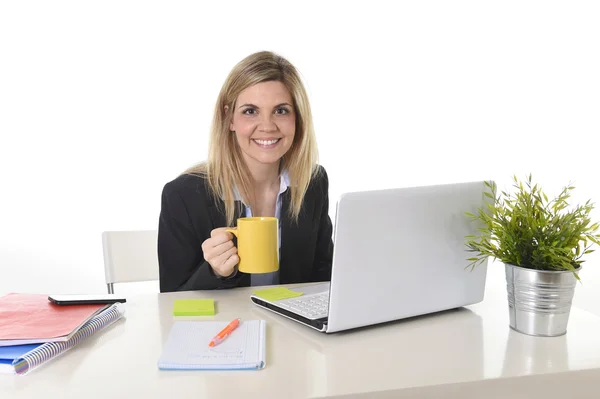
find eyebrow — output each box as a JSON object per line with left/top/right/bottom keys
{"left": 238, "top": 103, "right": 293, "bottom": 109}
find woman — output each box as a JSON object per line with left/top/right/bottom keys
{"left": 157, "top": 51, "right": 334, "bottom": 292}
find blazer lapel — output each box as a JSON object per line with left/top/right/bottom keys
{"left": 207, "top": 200, "right": 244, "bottom": 229}
{"left": 280, "top": 190, "right": 293, "bottom": 282}
{"left": 280, "top": 188, "right": 315, "bottom": 283}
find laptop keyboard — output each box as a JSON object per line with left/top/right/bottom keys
{"left": 276, "top": 292, "right": 329, "bottom": 320}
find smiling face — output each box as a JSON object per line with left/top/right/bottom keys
{"left": 229, "top": 81, "right": 296, "bottom": 169}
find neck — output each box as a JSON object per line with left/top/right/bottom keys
{"left": 247, "top": 161, "right": 280, "bottom": 191}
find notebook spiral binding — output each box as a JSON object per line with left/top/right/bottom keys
{"left": 12, "top": 303, "right": 125, "bottom": 375}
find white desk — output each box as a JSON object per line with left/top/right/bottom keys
{"left": 2, "top": 266, "right": 600, "bottom": 399}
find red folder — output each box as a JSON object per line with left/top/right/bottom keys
{"left": 0, "top": 293, "right": 107, "bottom": 346}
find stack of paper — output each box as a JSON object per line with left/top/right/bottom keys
{"left": 0, "top": 293, "right": 125, "bottom": 375}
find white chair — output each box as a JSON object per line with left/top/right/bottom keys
{"left": 101, "top": 230, "right": 159, "bottom": 294}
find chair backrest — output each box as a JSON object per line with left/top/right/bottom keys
{"left": 102, "top": 230, "right": 159, "bottom": 292}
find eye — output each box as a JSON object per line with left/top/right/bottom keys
{"left": 242, "top": 108, "right": 257, "bottom": 115}
{"left": 275, "top": 107, "right": 290, "bottom": 115}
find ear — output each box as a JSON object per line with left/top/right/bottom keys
{"left": 224, "top": 105, "right": 235, "bottom": 131}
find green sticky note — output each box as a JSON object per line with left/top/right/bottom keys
{"left": 173, "top": 299, "right": 215, "bottom": 316}
{"left": 253, "top": 287, "right": 303, "bottom": 301}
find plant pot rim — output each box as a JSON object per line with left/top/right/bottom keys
{"left": 504, "top": 262, "right": 582, "bottom": 274}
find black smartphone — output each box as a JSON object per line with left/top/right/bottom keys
{"left": 48, "top": 294, "right": 127, "bottom": 305}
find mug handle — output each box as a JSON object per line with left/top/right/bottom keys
{"left": 225, "top": 227, "right": 238, "bottom": 237}
{"left": 224, "top": 227, "right": 240, "bottom": 272}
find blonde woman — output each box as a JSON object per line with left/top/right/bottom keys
{"left": 157, "top": 51, "right": 333, "bottom": 292}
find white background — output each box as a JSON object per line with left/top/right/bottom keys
{"left": 1, "top": 1, "right": 598, "bottom": 314}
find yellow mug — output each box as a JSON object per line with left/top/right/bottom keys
{"left": 226, "top": 217, "right": 279, "bottom": 274}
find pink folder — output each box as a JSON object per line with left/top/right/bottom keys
{"left": 0, "top": 293, "right": 107, "bottom": 345}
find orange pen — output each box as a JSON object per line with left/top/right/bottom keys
{"left": 208, "top": 318, "right": 241, "bottom": 347}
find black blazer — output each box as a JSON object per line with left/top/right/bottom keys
{"left": 157, "top": 166, "right": 334, "bottom": 292}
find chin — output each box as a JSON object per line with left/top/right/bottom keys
{"left": 242, "top": 145, "right": 291, "bottom": 167}
{"left": 255, "top": 157, "right": 283, "bottom": 165}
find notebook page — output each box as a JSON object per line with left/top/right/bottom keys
{"left": 158, "top": 320, "right": 266, "bottom": 370}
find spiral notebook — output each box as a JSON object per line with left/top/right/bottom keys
{"left": 0, "top": 303, "right": 125, "bottom": 375}
{"left": 158, "top": 320, "right": 266, "bottom": 370}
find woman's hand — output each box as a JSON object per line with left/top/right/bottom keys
{"left": 201, "top": 227, "right": 239, "bottom": 278}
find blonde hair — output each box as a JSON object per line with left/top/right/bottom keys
{"left": 185, "top": 51, "right": 320, "bottom": 226}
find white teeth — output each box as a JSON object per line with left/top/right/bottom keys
{"left": 254, "top": 139, "right": 279, "bottom": 146}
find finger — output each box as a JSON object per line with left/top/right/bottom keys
{"left": 207, "top": 232, "right": 233, "bottom": 247}
{"left": 203, "top": 238, "right": 234, "bottom": 260}
{"left": 211, "top": 227, "right": 232, "bottom": 238}
{"left": 213, "top": 246, "right": 238, "bottom": 269}
{"left": 212, "top": 239, "right": 234, "bottom": 254}
{"left": 218, "top": 253, "right": 239, "bottom": 276}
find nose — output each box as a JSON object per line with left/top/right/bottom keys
{"left": 258, "top": 113, "right": 277, "bottom": 132}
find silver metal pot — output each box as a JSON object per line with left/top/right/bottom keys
{"left": 505, "top": 263, "right": 580, "bottom": 337}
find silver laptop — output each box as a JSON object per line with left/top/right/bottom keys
{"left": 250, "top": 180, "right": 491, "bottom": 333}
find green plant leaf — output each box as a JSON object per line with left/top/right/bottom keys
{"left": 463, "top": 174, "right": 599, "bottom": 280}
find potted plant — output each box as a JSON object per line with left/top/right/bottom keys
{"left": 464, "top": 174, "right": 600, "bottom": 337}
